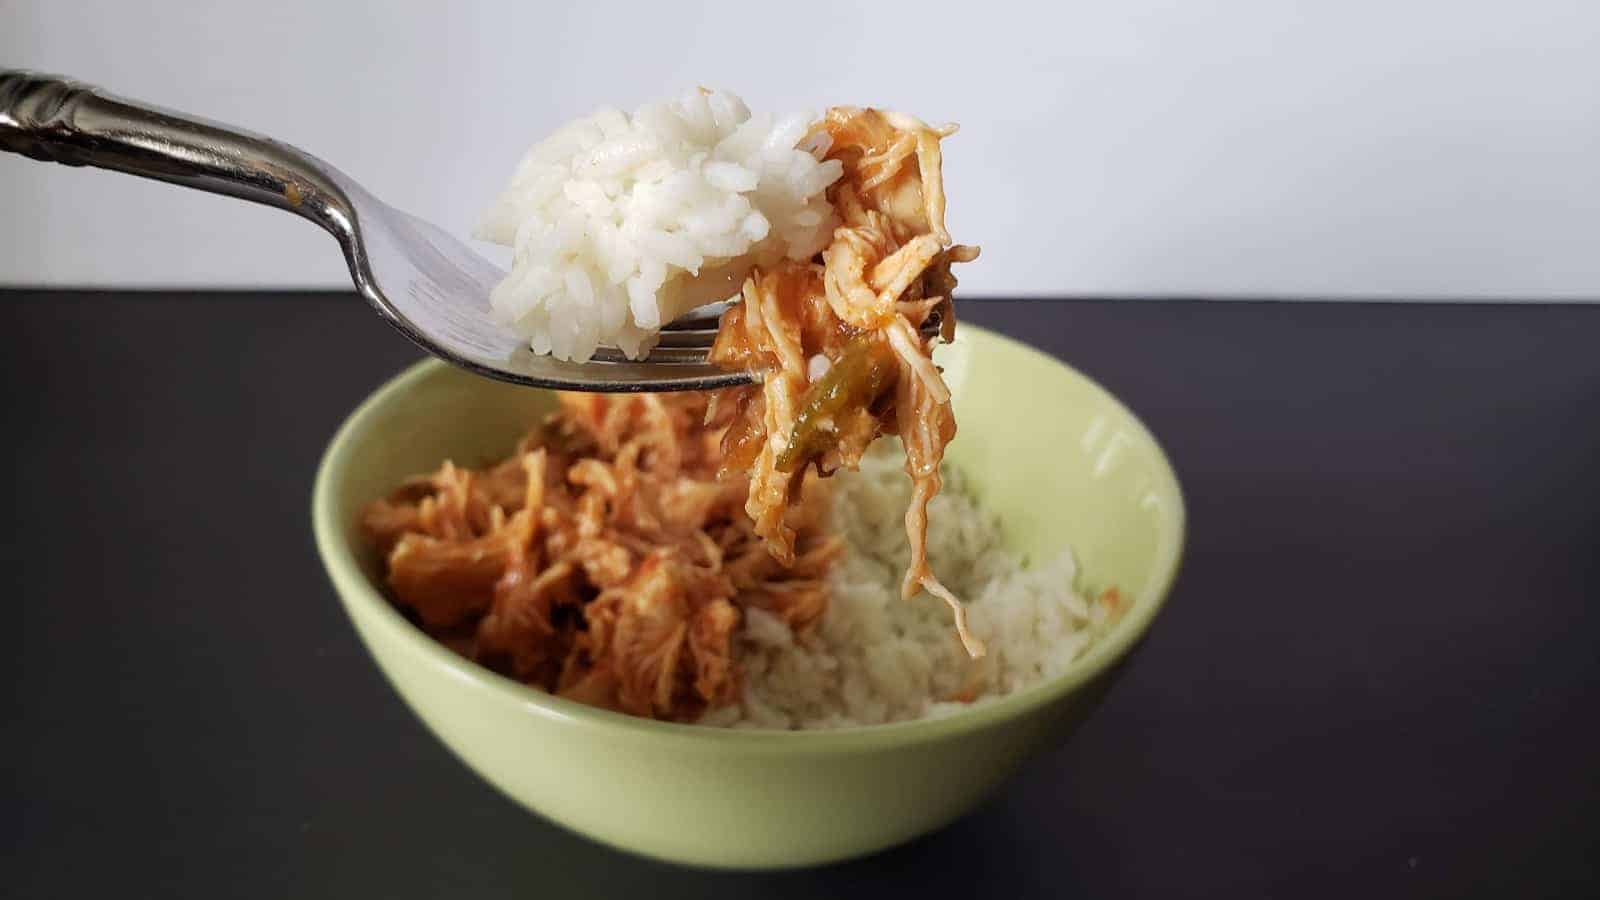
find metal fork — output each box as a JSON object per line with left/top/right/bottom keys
{"left": 1, "top": 70, "right": 778, "bottom": 392}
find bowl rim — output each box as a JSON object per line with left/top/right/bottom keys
{"left": 312, "top": 324, "right": 1186, "bottom": 751}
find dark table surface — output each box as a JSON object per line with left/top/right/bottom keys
{"left": 5, "top": 290, "right": 1598, "bottom": 898}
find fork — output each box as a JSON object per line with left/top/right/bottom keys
{"left": 1, "top": 70, "right": 785, "bottom": 392}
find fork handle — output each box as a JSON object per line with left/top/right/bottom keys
{"left": 0, "top": 69, "right": 354, "bottom": 239}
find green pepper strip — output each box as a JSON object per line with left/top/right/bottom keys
{"left": 775, "top": 335, "right": 899, "bottom": 473}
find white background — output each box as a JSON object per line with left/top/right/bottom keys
{"left": 3, "top": 0, "right": 1598, "bottom": 298}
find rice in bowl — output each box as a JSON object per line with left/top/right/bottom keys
{"left": 704, "top": 448, "right": 1122, "bottom": 729}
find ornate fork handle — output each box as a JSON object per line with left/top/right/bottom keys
{"left": 0, "top": 69, "right": 356, "bottom": 241}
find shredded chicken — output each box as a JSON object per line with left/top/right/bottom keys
{"left": 363, "top": 392, "right": 838, "bottom": 721}
{"left": 709, "top": 106, "right": 984, "bottom": 657}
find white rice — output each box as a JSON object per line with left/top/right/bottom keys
{"left": 701, "top": 448, "right": 1120, "bottom": 730}
{"left": 475, "top": 89, "right": 842, "bottom": 362}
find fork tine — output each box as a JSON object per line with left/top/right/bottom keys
{"left": 607, "top": 308, "right": 946, "bottom": 367}
{"left": 592, "top": 345, "right": 717, "bottom": 365}
{"left": 655, "top": 329, "right": 720, "bottom": 348}
{"left": 657, "top": 306, "right": 944, "bottom": 339}
{"left": 661, "top": 301, "right": 732, "bottom": 330}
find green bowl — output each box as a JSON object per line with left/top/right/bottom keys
{"left": 312, "top": 325, "right": 1185, "bottom": 869}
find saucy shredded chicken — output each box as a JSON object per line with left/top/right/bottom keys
{"left": 709, "top": 106, "right": 984, "bottom": 657}
{"left": 364, "top": 392, "right": 839, "bottom": 721}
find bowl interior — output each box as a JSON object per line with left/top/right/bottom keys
{"left": 936, "top": 329, "right": 1183, "bottom": 600}
{"left": 321, "top": 325, "right": 1184, "bottom": 712}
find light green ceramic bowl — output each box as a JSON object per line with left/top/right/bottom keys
{"left": 312, "top": 325, "right": 1185, "bottom": 869}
